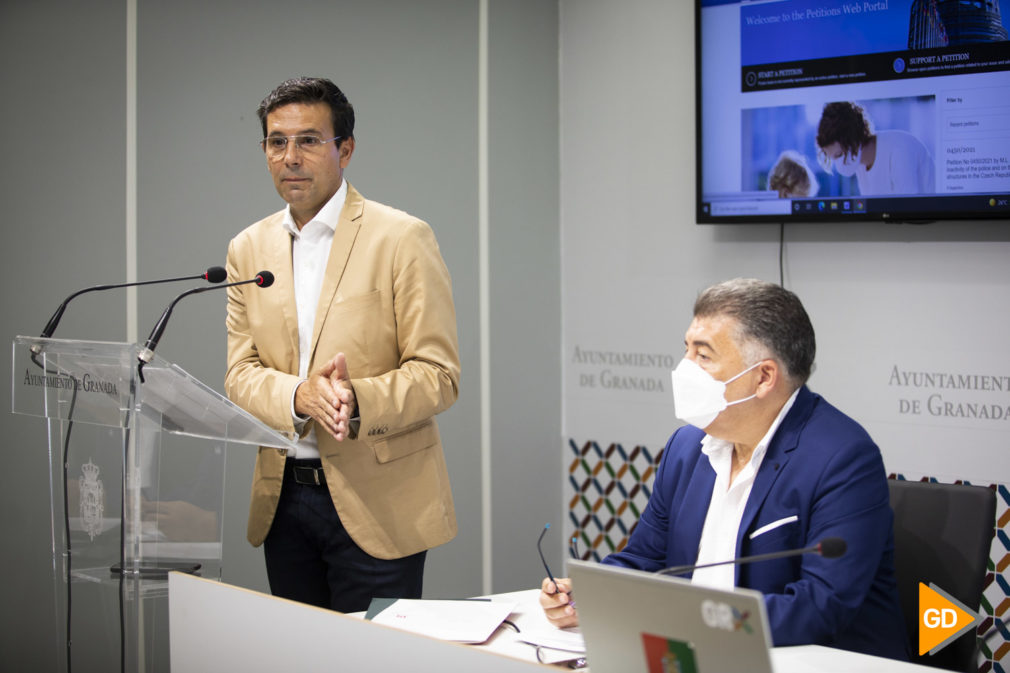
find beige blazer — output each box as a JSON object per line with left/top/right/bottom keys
{"left": 225, "top": 183, "right": 460, "bottom": 560}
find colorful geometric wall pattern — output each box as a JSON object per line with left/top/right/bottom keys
{"left": 565, "top": 438, "right": 1009, "bottom": 673}
{"left": 987, "top": 483, "right": 1010, "bottom": 672}
{"left": 566, "top": 440, "right": 663, "bottom": 562}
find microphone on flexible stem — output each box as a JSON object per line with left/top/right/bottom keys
{"left": 136, "top": 270, "right": 274, "bottom": 375}
{"left": 32, "top": 266, "right": 227, "bottom": 351}
{"left": 656, "top": 537, "right": 847, "bottom": 577}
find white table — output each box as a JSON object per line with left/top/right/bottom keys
{"left": 474, "top": 589, "right": 937, "bottom": 672}
{"left": 169, "top": 577, "right": 936, "bottom": 672}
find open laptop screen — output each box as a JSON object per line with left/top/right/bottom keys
{"left": 568, "top": 560, "right": 774, "bottom": 673}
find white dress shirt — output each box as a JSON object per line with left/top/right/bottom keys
{"left": 281, "top": 180, "right": 347, "bottom": 459}
{"left": 691, "top": 388, "right": 799, "bottom": 589}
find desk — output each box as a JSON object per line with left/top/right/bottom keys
{"left": 169, "top": 577, "right": 936, "bottom": 672}
{"left": 472, "top": 589, "right": 937, "bottom": 673}
{"left": 772, "top": 645, "right": 937, "bottom": 673}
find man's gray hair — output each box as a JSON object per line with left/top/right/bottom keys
{"left": 693, "top": 278, "right": 816, "bottom": 387}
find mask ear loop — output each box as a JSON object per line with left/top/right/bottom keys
{"left": 722, "top": 360, "right": 765, "bottom": 406}
{"left": 723, "top": 359, "right": 764, "bottom": 386}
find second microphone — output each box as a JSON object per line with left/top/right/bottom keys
{"left": 138, "top": 270, "right": 274, "bottom": 366}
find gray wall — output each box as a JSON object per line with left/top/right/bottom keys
{"left": 488, "top": 0, "right": 563, "bottom": 594}
{"left": 0, "top": 0, "right": 560, "bottom": 669}
{"left": 1, "top": 2, "right": 128, "bottom": 671}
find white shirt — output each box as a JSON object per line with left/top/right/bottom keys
{"left": 691, "top": 388, "right": 799, "bottom": 589}
{"left": 855, "top": 129, "right": 934, "bottom": 195}
{"left": 281, "top": 180, "right": 347, "bottom": 459}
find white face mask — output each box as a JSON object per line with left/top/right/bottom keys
{"left": 833, "top": 148, "right": 862, "bottom": 177}
{"left": 670, "top": 358, "right": 761, "bottom": 429}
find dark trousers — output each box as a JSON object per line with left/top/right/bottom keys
{"left": 263, "top": 459, "right": 427, "bottom": 613}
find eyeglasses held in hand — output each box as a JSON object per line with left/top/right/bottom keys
{"left": 538, "top": 523, "right": 576, "bottom": 609}
{"left": 537, "top": 523, "right": 560, "bottom": 592}
{"left": 260, "top": 135, "right": 341, "bottom": 158}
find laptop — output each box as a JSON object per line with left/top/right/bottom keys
{"left": 567, "top": 559, "right": 775, "bottom": 673}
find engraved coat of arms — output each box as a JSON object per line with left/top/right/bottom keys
{"left": 79, "top": 460, "right": 105, "bottom": 541}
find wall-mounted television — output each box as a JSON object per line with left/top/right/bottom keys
{"left": 695, "top": 0, "right": 1010, "bottom": 223}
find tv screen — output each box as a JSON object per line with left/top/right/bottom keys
{"left": 695, "top": 0, "right": 1010, "bottom": 223}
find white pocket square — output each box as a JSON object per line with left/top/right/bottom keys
{"left": 750, "top": 515, "right": 799, "bottom": 539}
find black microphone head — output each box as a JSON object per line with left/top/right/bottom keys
{"left": 255, "top": 270, "right": 274, "bottom": 288}
{"left": 818, "top": 537, "right": 847, "bottom": 559}
{"left": 204, "top": 266, "right": 227, "bottom": 283}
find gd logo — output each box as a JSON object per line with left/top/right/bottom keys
{"left": 918, "top": 582, "right": 982, "bottom": 656}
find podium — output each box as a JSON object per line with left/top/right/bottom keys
{"left": 11, "top": 336, "right": 297, "bottom": 673}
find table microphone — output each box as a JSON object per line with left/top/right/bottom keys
{"left": 32, "top": 266, "right": 227, "bottom": 349}
{"left": 137, "top": 270, "right": 274, "bottom": 368}
{"left": 656, "top": 537, "right": 847, "bottom": 577}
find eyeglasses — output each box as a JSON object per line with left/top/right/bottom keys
{"left": 538, "top": 523, "right": 578, "bottom": 607}
{"left": 537, "top": 523, "right": 561, "bottom": 591}
{"left": 569, "top": 532, "right": 582, "bottom": 560}
{"left": 260, "top": 135, "right": 340, "bottom": 158}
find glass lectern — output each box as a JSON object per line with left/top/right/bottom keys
{"left": 12, "top": 336, "right": 296, "bottom": 673}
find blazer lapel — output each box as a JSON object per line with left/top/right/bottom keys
{"left": 736, "top": 386, "right": 815, "bottom": 561}
{"left": 309, "top": 183, "right": 363, "bottom": 367}
{"left": 261, "top": 214, "right": 300, "bottom": 375}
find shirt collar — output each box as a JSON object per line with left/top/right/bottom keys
{"left": 281, "top": 179, "right": 348, "bottom": 238}
{"left": 701, "top": 387, "right": 801, "bottom": 465}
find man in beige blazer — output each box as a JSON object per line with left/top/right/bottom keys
{"left": 225, "top": 77, "right": 460, "bottom": 612}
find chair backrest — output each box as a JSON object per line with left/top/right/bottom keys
{"left": 888, "top": 479, "right": 996, "bottom": 672}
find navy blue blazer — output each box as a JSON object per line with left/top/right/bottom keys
{"left": 604, "top": 386, "right": 910, "bottom": 660}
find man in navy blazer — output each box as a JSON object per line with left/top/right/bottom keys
{"left": 541, "top": 279, "right": 909, "bottom": 660}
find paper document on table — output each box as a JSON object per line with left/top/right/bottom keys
{"left": 368, "top": 599, "right": 518, "bottom": 643}
{"left": 518, "top": 627, "right": 586, "bottom": 653}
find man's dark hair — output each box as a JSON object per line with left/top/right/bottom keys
{"left": 694, "top": 278, "right": 816, "bottom": 387}
{"left": 257, "top": 77, "right": 355, "bottom": 143}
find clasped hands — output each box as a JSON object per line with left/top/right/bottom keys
{"left": 294, "top": 352, "right": 356, "bottom": 441}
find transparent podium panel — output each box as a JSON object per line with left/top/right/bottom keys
{"left": 12, "top": 336, "right": 297, "bottom": 673}
{"left": 13, "top": 336, "right": 296, "bottom": 448}
{"left": 128, "top": 412, "right": 226, "bottom": 581}
{"left": 13, "top": 337, "right": 135, "bottom": 428}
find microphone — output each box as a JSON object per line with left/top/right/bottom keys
{"left": 656, "top": 537, "right": 847, "bottom": 577}
{"left": 137, "top": 270, "right": 274, "bottom": 367}
{"left": 34, "top": 266, "right": 227, "bottom": 345}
